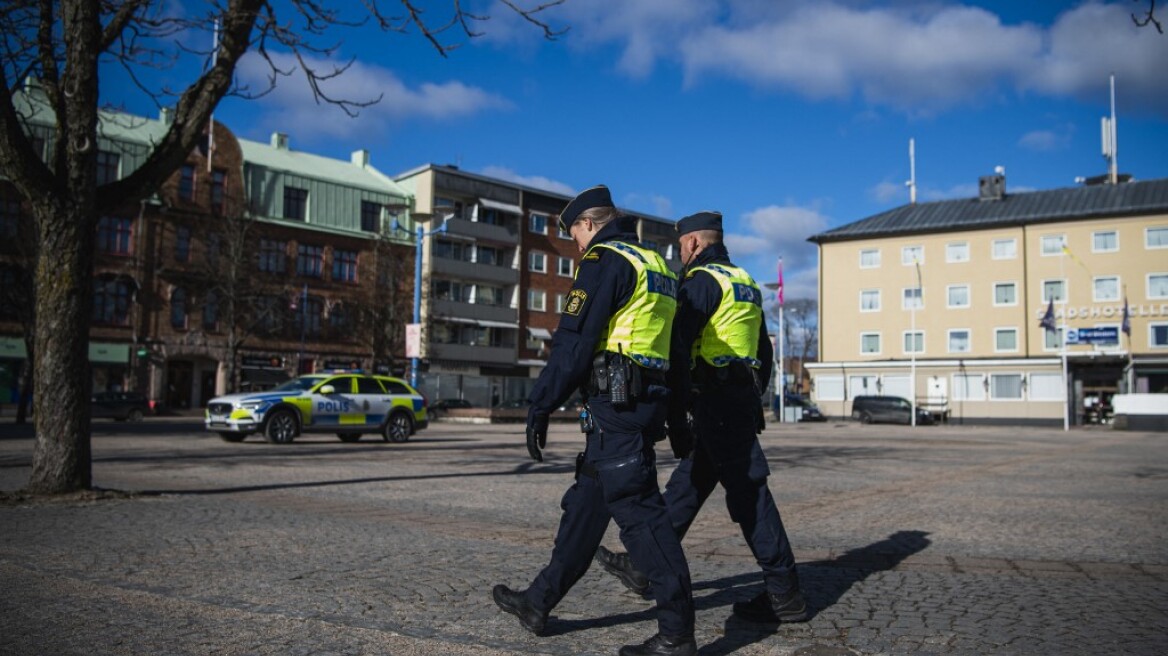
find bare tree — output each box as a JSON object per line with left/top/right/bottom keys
{"left": 1133, "top": 0, "right": 1164, "bottom": 33}
{"left": 0, "top": 1, "right": 563, "bottom": 494}
{"left": 765, "top": 297, "right": 818, "bottom": 392}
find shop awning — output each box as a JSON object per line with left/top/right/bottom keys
{"left": 527, "top": 327, "right": 552, "bottom": 340}
{"left": 478, "top": 197, "right": 522, "bottom": 216}
{"left": 446, "top": 317, "right": 519, "bottom": 330}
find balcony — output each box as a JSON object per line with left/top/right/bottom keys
{"left": 432, "top": 299, "right": 518, "bottom": 325}
{"left": 432, "top": 256, "right": 518, "bottom": 285}
{"left": 428, "top": 342, "right": 516, "bottom": 365}
{"left": 445, "top": 217, "right": 518, "bottom": 244}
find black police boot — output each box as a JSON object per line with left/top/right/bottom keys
{"left": 491, "top": 584, "right": 547, "bottom": 636}
{"left": 595, "top": 545, "right": 651, "bottom": 597}
{"left": 618, "top": 633, "right": 697, "bottom": 656}
{"left": 732, "top": 588, "right": 810, "bottom": 624}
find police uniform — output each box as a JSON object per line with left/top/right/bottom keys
{"left": 492, "top": 186, "right": 697, "bottom": 655}
{"left": 664, "top": 211, "right": 805, "bottom": 621}
{"left": 596, "top": 211, "right": 806, "bottom": 625}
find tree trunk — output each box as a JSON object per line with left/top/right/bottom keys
{"left": 26, "top": 200, "right": 94, "bottom": 493}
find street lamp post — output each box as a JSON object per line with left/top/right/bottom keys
{"left": 393, "top": 218, "right": 447, "bottom": 389}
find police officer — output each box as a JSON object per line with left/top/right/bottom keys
{"left": 595, "top": 211, "right": 809, "bottom": 624}
{"left": 492, "top": 186, "right": 698, "bottom": 656}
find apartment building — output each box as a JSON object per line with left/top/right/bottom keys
{"left": 808, "top": 175, "right": 1168, "bottom": 426}
{"left": 0, "top": 84, "right": 416, "bottom": 410}
{"left": 395, "top": 165, "right": 680, "bottom": 407}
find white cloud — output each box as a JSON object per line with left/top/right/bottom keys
{"left": 552, "top": 1, "right": 1168, "bottom": 115}
{"left": 233, "top": 51, "right": 512, "bottom": 140}
{"left": 871, "top": 180, "right": 912, "bottom": 203}
{"left": 1018, "top": 128, "right": 1072, "bottom": 152}
{"left": 724, "top": 204, "right": 830, "bottom": 299}
{"left": 478, "top": 166, "right": 576, "bottom": 195}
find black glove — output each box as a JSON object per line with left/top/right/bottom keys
{"left": 666, "top": 412, "right": 694, "bottom": 459}
{"left": 526, "top": 411, "right": 549, "bottom": 462}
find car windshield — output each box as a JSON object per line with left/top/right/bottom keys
{"left": 271, "top": 376, "right": 326, "bottom": 393}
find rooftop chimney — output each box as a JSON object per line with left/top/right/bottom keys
{"left": 978, "top": 173, "right": 1005, "bottom": 201}
{"left": 271, "top": 132, "right": 289, "bottom": 150}
{"left": 351, "top": 149, "right": 370, "bottom": 167}
{"left": 159, "top": 107, "right": 173, "bottom": 125}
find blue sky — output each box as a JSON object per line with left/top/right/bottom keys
{"left": 106, "top": 0, "right": 1168, "bottom": 302}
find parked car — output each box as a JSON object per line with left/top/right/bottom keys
{"left": 430, "top": 398, "right": 474, "bottom": 418}
{"left": 204, "top": 372, "right": 428, "bottom": 444}
{"left": 850, "top": 395, "right": 934, "bottom": 425}
{"left": 784, "top": 394, "right": 826, "bottom": 422}
{"left": 91, "top": 391, "right": 151, "bottom": 422}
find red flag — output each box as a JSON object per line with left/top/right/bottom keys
{"left": 777, "top": 257, "right": 784, "bottom": 306}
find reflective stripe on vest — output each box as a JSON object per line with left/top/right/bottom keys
{"left": 688, "top": 263, "right": 763, "bottom": 368}
{"left": 583, "top": 241, "right": 677, "bottom": 370}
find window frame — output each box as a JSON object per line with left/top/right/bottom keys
{"left": 993, "top": 281, "right": 1017, "bottom": 306}
{"left": 994, "top": 327, "right": 1019, "bottom": 353}
{"left": 1150, "top": 322, "right": 1168, "bottom": 349}
{"left": 1042, "top": 279, "right": 1066, "bottom": 304}
{"left": 947, "top": 328, "right": 971, "bottom": 354}
{"left": 992, "top": 238, "right": 1017, "bottom": 260}
{"left": 901, "top": 245, "right": 923, "bottom": 266}
{"left": 859, "top": 289, "right": 881, "bottom": 312}
{"left": 332, "top": 249, "right": 359, "bottom": 283}
{"left": 946, "top": 241, "right": 969, "bottom": 263}
{"left": 1092, "top": 230, "right": 1118, "bottom": 253}
{"left": 557, "top": 256, "right": 574, "bottom": 277}
{"left": 902, "top": 287, "right": 923, "bottom": 310}
{"left": 989, "top": 373, "right": 1025, "bottom": 401}
{"left": 947, "top": 284, "right": 970, "bottom": 309}
{"left": 860, "top": 332, "right": 881, "bottom": 355}
{"left": 859, "top": 248, "right": 880, "bottom": 268}
{"left": 1145, "top": 226, "right": 1168, "bottom": 249}
{"left": 1040, "top": 234, "right": 1065, "bottom": 256}
{"left": 1092, "top": 275, "right": 1120, "bottom": 302}
{"left": 1148, "top": 273, "right": 1168, "bottom": 300}
{"left": 903, "top": 330, "right": 924, "bottom": 354}
{"left": 528, "top": 250, "right": 547, "bottom": 273}
{"left": 178, "top": 164, "right": 195, "bottom": 201}
{"left": 529, "top": 213, "right": 548, "bottom": 235}
{"left": 527, "top": 288, "right": 547, "bottom": 312}
{"left": 296, "top": 243, "right": 325, "bottom": 278}
{"left": 283, "top": 186, "right": 308, "bottom": 221}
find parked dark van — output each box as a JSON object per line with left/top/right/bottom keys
{"left": 850, "top": 395, "right": 933, "bottom": 425}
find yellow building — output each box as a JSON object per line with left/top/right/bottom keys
{"left": 807, "top": 176, "right": 1168, "bottom": 426}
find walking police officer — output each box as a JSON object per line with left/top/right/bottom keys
{"left": 492, "top": 186, "right": 698, "bottom": 656}
{"left": 596, "top": 210, "right": 809, "bottom": 624}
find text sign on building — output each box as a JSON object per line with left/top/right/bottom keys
{"left": 405, "top": 323, "right": 422, "bottom": 358}
{"left": 1065, "top": 327, "right": 1119, "bottom": 345}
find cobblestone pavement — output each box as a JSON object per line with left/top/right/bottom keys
{"left": 1, "top": 419, "right": 1166, "bottom": 655}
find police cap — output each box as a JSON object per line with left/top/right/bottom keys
{"left": 676, "top": 210, "right": 723, "bottom": 236}
{"left": 558, "top": 185, "right": 613, "bottom": 233}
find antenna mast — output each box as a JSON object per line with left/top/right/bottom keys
{"left": 907, "top": 138, "right": 917, "bottom": 204}
{"left": 1102, "top": 73, "right": 1118, "bottom": 184}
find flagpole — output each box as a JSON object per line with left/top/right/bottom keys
{"left": 777, "top": 257, "right": 785, "bottom": 423}
{"left": 1060, "top": 242, "right": 1069, "bottom": 431}
{"left": 911, "top": 259, "right": 921, "bottom": 427}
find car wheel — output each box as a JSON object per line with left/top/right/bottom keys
{"left": 382, "top": 412, "right": 412, "bottom": 443}
{"left": 127, "top": 408, "right": 144, "bottom": 422}
{"left": 263, "top": 409, "right": 298, "bottom": 444}
{"left": 860, "top": 411, "right": 874, "bottom": 424}
{"left": 218, "top": 431, "right": 246, "bottom": 443}
{"left": 337, "top": 433, "right": 362, "bottom": 443}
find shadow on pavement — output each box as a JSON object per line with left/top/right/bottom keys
{"left": 695, "top": 530, "right": 932, "bottom": 655}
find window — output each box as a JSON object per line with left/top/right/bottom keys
{"left": 901, "top": 245, "right": 923, "bottom": 265}
{"left": 1149, "top": 273, "right": 1168, "bottom": 299}
{"left": 903, "top": 288, "right": 923, "bottom": 310}
{"left": 946, "top": 241, "right": 969, "bottom": 263}
{"left": 994, "top": 282, "right": 1017, "bottom": 306}
{"left": 178, "top": 164, "right": 195, "bottom": 201}
{"left": 332, "top": 250, "right": 358, "bottom": 283}
{"left": 952, "top": 373, "right": 984, "bottom": 401}
{"left": 1146, "top": 227, "right": 1168, "bottom": 249}
{"left": 948, "top": 329, "right": 970, "bottom": 353}
{"left": 1093, "top": 276, "right": 1119, "bottom": 302}
{"left": 1150, "top": 323, "right": 1168, "bottom": 348}
{"left": 529, "top": 213, "right": 548, "bottom": 234}
{"left": 990, "top": 374, "right": 1024, "bottom": 400}
{"left": 1041, "top": 234, "right": 1064, "bottom": 255}
{"left": 1044, "top": 326, "right": 1065, "bottom": 350}
{"left": 258, "top": 239, "right": 287, "bottom": 273}
{"left": 860, "top": 333, "right": 881, "bottom": 355}
{"left": 557, "top": 224, "right": 572, "bottom": 240}
{"left": 170, "top": 287, "right": 188, "bottom": 329}
{"left": 203, "top": 290, "right": 219, "bottom": 331}
{"left": 296, "top": 296, "right": 322, "bottom": 337}
{"left": 557, "top": 256, "right": 573, "bottom": 277}
{"left": 555, "top": 293, "right": 565, "bottom": 314}
{"left": 477, "top": 245, "right": 500, "bottom": 266}
{"left": 433, "top": 280, "right": 471, "bottom": 302}
{"left": 995, "top": 328, "right": 1018, "bottom": 352}
{"left": 947, "top": 285, "right": 970, "bottom": 308}
{"left": 1, "top": 190, "right": 22, "bottom": 238}
{"left": 297, "top": 244, "right": 324, "bottom": 277}
{"left": 903, "top": 331, "right": 924, "bottom": 354}
{"left": 96, "top": 150, "right": 119, "bottom": 185}
{"left": 283, "top": 186, "right": 308, "bottom": 221}
{"left": 328, "top": 303, "right": 347, "bottom": 331}
{"left": 96, "top": 216, "right": 133, "bottom": 255}
{"left": 527, "top": 289, "right": 547, "bottom": 312}
{"left": 210, "top": 169, "right": 226, "bottom": 214}
{"left": 360, "top": 201, "right": 382, "bottom": 232}
{"left": 1029, "top": 373, "right": 1064, "bottom": 401}
{"left": 815, "top": 375, "right": 844, "bottom": 401}
{"left": 529, "top": 251, "right": 547, "bottom": 273}
{"left": 1093, "top": 230, "right": 1118, "bottom": 252}
{"left": 662, "top": 243, "right": 675, "bottom": 260}
{"left": 860, "top": 290, "right": 880, "bottom": 312}
{"left": 356, "top": 377, "right": 384, "bottom": 394}
{"left": 433, "top": 239, "right": 470, "bottom": 261}
{"left": 860, "top": 249, "right": 880, "bottom": 268}
{"left": 992, "top": 238, "right": 1017, "bottom": 259}
{"left": 1043, "top": 279, "right": 1066, "bottom": 303}
{"left": 175, "top": 227, "right": 190, "bottom": 263}
{"left": 93, "top": 277, "right": 132, "bottom": 325}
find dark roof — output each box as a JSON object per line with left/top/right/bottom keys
{"left": 808, "top": 177, "right": 1168, "bottom": 244}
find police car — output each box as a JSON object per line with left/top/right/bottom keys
{"left": 204, "top": 372, "right": 428, "bottom": 444}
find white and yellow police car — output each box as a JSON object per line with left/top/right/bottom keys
{"left": 205, "top": 373, "right": 428, "bottom": 444}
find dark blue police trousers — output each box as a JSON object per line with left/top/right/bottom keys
{"left": 663, "top": 383, "right": 801, "bottom": 596}
{"left": 525, "top": 385, "right": 695, "bottom": 637}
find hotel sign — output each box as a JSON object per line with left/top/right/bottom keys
{"left": 1034, "top": 303, "right": 1168, "bottom": 321}
{"left": 1065, "top": 327, "right": 1119, "bottom": 345}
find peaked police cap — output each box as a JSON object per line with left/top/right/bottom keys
{"left": 676, "top": 210, "right": 723, "bottom": 236}
{"left": 558, "top": 185, "right": 613, "bottom": 233}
